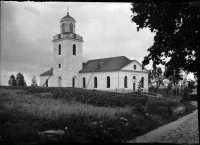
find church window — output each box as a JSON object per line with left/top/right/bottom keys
{"left": 72, "top": 77, "right": 76, "bottom": 88}
{"left": 69, "top": 23, "right": 73, "bottom": 33}
{"left": 83, "top": 77, "right": 86, "bottom": 88}
{"left": 133, "top": 76, "right": 136, "bottom": 80}
{"left": 62, "top": 23, "right": 65, "bottom": 33}
{"left": 58, "top": 63, "right": 61, "bottom": 68}
{"left": 59, "top": 44, "right": 61, "bottom": 55}
{"left": 141, "top": 77, "right": 144, "bottom": 88}
{"left": 46, "top": 79, "right": 48, "bottom": 87}
{"left": 73, "top": 44, "right": 76, "bottom": 55}
{"left": 107, "top": 76, "right": 110, "bottom": 88}
{"left": 124, "top": 76, "right": 127, "bottom": 88}
{"left": 94, "top": 77, "right": 97, "bottom": 88}
{"left": 134, "top": 65, "right": 136, "bottom": 70}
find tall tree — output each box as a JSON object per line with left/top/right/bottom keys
{"left": 148, "top": 70, "right": 153, "bottom": 86}
{"left": 130, "top": 2, "right": 200, "bottom": 78}
{"left": 149, "top": 67, "right": 164, "bottom": 93}
{"left": 164, "top": 66, "right": 182, "bottom": 95}
{"left": 8, "top": 74, "right": 17, "bottom": 86}
{"left": 187, "top": 80, "right": 195, "bottom": 92}
{"left": 163, "top": 79, "right": 172, "bottom": 95}
{"left": 16, "top": 73, "right": 27, "bottom": 86}
{"left": 31, "top": 75, "right": 37, "bottom": 86}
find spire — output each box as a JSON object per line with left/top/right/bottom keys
{"left": 67, "top": 6, "right": 69, "bottom": 15}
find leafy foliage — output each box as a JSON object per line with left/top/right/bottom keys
{"left": 149, "top": 67, "right": 164, "bottom": 93}
{"left": 163, "top": 78, "right": 172, "bottom": 95}
{"left": 0, "top": 87, "right": 196, "bottom": 143}
{"left": 163, "top": 67, "right": 182, "bottom": 95}
{"left": 146, "top": 98, "right": 180, "bottom": 118}
{"left": 8, "top": 75, "right": 16, "bottom": 86}
{"left": 181, "top": 87, "right": 191, "bottom": 102}
{"left": 187, "top": 80, "right": 195, "bottom": 92}
{"left": 0, "top": 86, "right": 146, "bottom": 108}
{"left": 130, "top": 2, "right": 199, "bottom": 78}
{"left": 31, "top": 75, "right": 37, "bottom": 86}
{"left": 16, "top": 73, "right": 27, "bottom": 86}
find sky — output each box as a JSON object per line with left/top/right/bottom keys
{"left": 0, "top": 2, "right": 195, "bottom": 86}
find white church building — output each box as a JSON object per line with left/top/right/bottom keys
{"left": 40, "top": 12, "right": 149, "bottom": 93}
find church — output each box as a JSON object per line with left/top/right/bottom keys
{"left": 40, "top": 12, "right": 149, "bottom": 93}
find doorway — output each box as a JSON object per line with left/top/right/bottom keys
{"left": 72, "top": 77, "right": 76, "bottom": 88}
{"left": 58, "top": 76, "right": 62, "bottom": 87}
{"left": 46, "top": 79, "right": 48, "bottom": 87}
{"left": 133, "top": 83, "right": 135, "bottom": 91}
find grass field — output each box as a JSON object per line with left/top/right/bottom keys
{"left": 0, "top": 87, "right": 197, "bottom": 143}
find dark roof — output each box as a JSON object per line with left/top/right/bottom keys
{"left": 40, "top": 68, "right": 53, "bottom": 76}
{"left": 79, "top": 56, "right": 132, "bottom": 73}
{"left": 61, "top": 13, "right": 75, "bottom": 20}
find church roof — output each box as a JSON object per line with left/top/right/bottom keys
{"left": 79, "top": 56, "right": 132, "bottom": 73}
{"left": 61, "top": 13, "right": 75, "bottom": 21}
{"left": 40, "top": 68, "right": 53, "bottom": 76}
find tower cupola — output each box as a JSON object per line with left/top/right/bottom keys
{"left": 60, "top": 11, "right": 76, "bottom": 34}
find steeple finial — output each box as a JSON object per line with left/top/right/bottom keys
{"left": 67, "top": 6, "right": 69, "bottom": 15}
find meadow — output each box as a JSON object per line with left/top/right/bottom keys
{"left": 0, "top": 86, "right": 197, "bottom": 143}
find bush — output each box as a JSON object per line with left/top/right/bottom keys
{"left": 0, "top": 86, "right": 147, "bottom": 108}
{"left": 181, "top": 87, "right": 191, "bottom": 102}
{"left": 146, "top": 98, "right": 180, "bottom": 118}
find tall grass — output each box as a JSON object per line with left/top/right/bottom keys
{"left": 0, "top": 89, "right": 131, "bottom": 120}
{"left": 0, "top": 88, "right": 197, "bottom": 143}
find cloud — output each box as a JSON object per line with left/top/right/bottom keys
{"left": 1, "top": 2, "right": 158, "bottom": 86}
{"left": 24, "top": 6, "right": 40, "bottom": 16}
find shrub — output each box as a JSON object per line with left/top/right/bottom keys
{"left": 181, "top": 87, "right": 191, "bottom": 102}
{"left": 146, "top": 98, "right": 180, "bottom": 118}
{"left": 0, "top": 86, "right": 147, "bottom": 108}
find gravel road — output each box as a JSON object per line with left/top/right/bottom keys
{"left": 127, "top": 101, "right": 199, "bottom": 144}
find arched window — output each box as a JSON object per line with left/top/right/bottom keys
{"left": 94, "top": 77, "right": 97, "bottom": 88}
{"left": 134, "top": 65, "right": 136, "bottom": 70}
{"left": 46, "top": 79, "right": 48, "bottom": 87}
{"left": 133, "top": 76, "right": 136, "bottom": 80}
{"left": 58, "top": 44, "right": 61, "bottom": 55}
{"left": 72, "top": 77, "right": 75, "bottom": 88}
{"left": 58, "top": 76, "right": 62, "bottom": 87}
{"left": 58, "top": 63, "right": 61, "bottom": 68}
{"left": 62, "top": 23, "right": 65, "bottom": 33}
{"left": 141, "top": 77, "right": 144, "bottom": 88}
{"left": 83, "top": 77, "right": 86, "bottom": 88}
{"left": 69, "top": 23, "right": 73, "bottom": 33}
{"left": 107, "top": 76, "right": 110, "bottom": 88}
{"left": 73, "top": 44, "right": 76, "bottom": 55}
{"left": 124, "top": 76, "right": 127, "bottom": 88}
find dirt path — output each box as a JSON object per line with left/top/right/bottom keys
{"left": 127, "top": 101, "right": 199, "bottom": 144}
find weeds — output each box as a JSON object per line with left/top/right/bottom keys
{"left": 0, "top": 88, "right": 197, "bottom": 143}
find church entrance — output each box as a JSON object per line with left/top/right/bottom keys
{"left": 46, "top": 79, "right": 48, "bottom": 87}
{"left": 133, "top": 83, "right": 135, "bottom": 91}
{"left": 58, "top": 76, "right": 62, "bottom": 87}
{"left": 72, "top": 76, "right": 76, "bottom": 87}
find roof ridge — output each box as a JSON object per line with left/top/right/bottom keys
{"left": 87, "top": 56, "right": 126, "bottom": 62}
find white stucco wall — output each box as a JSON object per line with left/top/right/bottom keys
{"left": 52, "top": 37, "right": 83, "bottom": 87}
{"left": 78, "top": 71, "right": 119, "bottom": 91}
{"left": 118, "top": 70, "right": 149, "bottom": 93}
{"left": 40, "top": 75, "right": 53, "bottom": 87}
{"left": 121, "top": 60, "right": 148, "bottom": 72}
{"left": 79, "top": 70, "right": 149, "bottom": 93}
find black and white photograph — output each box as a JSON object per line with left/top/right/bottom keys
{"left": 0, "top": 1, "right": 199, "bottom": 144}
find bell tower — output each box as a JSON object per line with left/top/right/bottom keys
{"left": 52, "top": 10, "right": 83, "bottom": 87}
